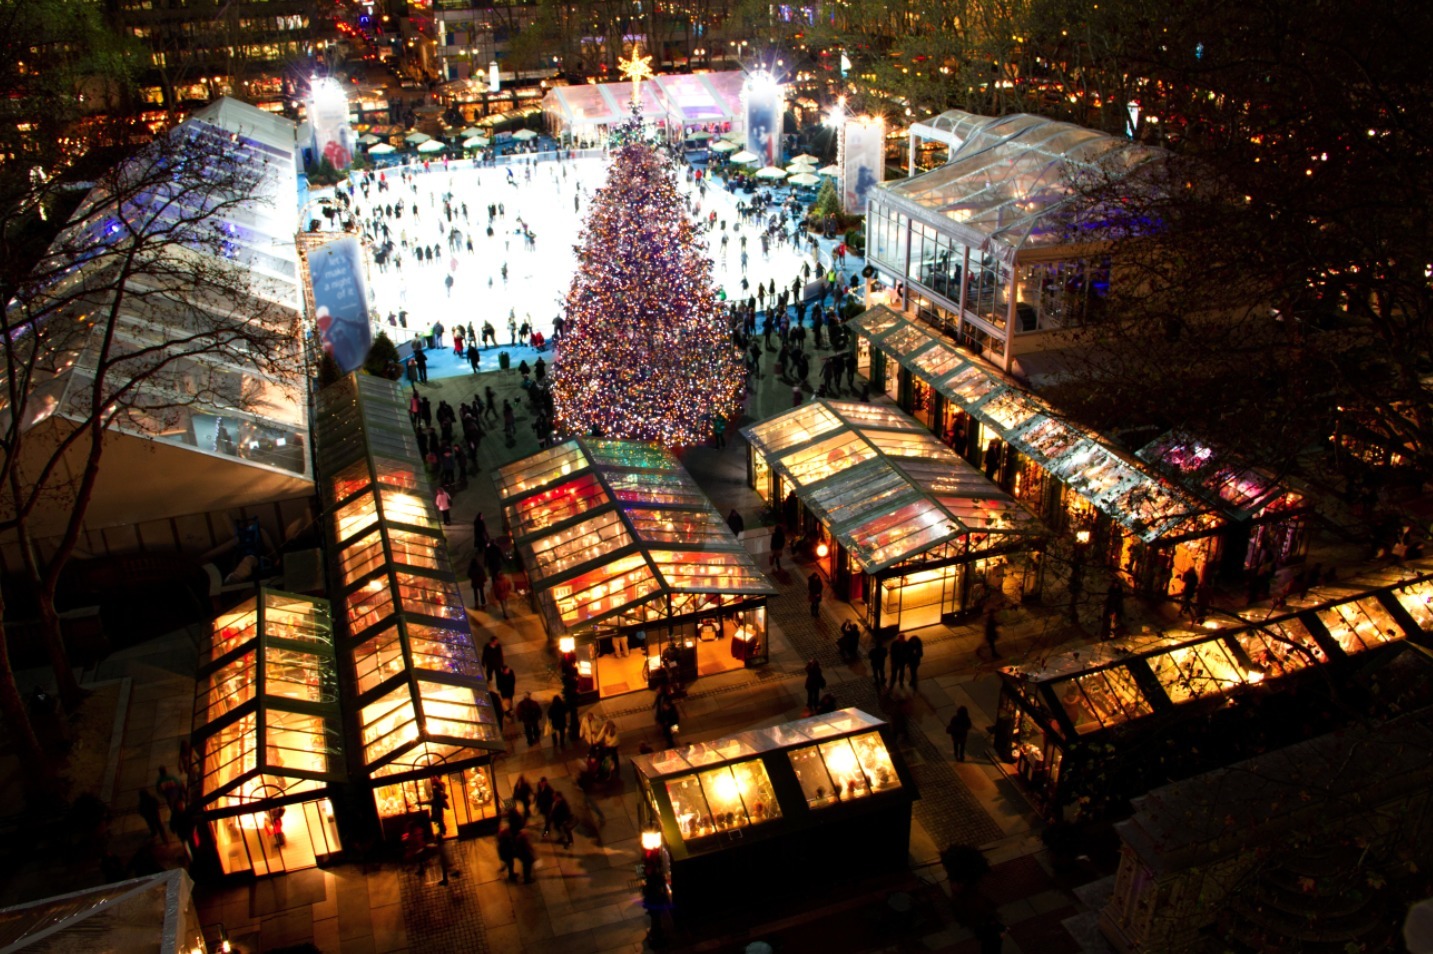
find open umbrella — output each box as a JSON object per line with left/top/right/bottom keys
{"left": 729, "top": 150, "right": 759, "bottom": 164}
{"left": 755, "top": 165, "right": 788, "bottom": 180}
{"left": 459, "top": 127, "right": 483, "bottom": 138}
{"left": 786, "top": 162, "right": 817, "bottom": 175}
{"left": 462, "top": 136, "right": 489, "bottom": 149}
{"left": 404, "top": 131, "right": 432, "bottom": 145}
{"left": 369, "top": 143, "right": 396, "bottom": 155}
{"left": 686, "top": 130, "right": 714, "bottom": 141}
{"left": 791, "top": 153, "right": 820, "bottom": 164}
{"left": 417, "top": 139, "right": 446, "bottom": 153}
{"left": 789, "top": 172, "right": 822, "bottom": 187}
{"left": 818, "top": 164, "right": 840, "bottom": 177}
{"left": 512, "top": 128, "right": 539, "bottom": 141}
{"left": 710, "top": 140, "right": 739, "bottom": 153}
{"left": 358, "top": 133, "right": 382, "bottom": 145}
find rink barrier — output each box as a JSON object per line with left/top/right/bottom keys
{"left": 363, "top": 147, "right": 608, "bottom": 177}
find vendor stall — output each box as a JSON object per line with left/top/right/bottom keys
{"left": 742, "top": 399, "right": 1044, "bottom": 634}
{"left": 632, "top": 708, "right": 915, "bottom": 915}
{"left": 495, "top": 439, "right": 775, "bottom": 699}
{"left": 314, "top": 375, "right": 504, "bottom": 839}
{"left": 850, "top": 306, "right": 1225, "bottom": 598}
{"left": 1135, "top": 431, "right": 1312, "bottom": 575}
{"left": 191, "top": 589, "right": 344, "bottom": 876}
{"left": 994, "top": 568, "right": 1433, "bottom": 817}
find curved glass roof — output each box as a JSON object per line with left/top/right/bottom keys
{"left": 496, "top": 439, "right": 775, "bottom": 633}
{"left": 742, "top": 399, "right": 1041, "bottom": 573}
{"left": 877, "top": 111, "right": 1158, "bottom": 262}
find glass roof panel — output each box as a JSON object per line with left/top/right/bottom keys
{"left": 910, "top": 342, "right": 968, "bottom": 379}
{"left": 525, "top": 509, "right": 633, "bottom": 584}
{"left": 826, "top": 401, "right": 925, "bottom": 432}
{"left": 939, "top": 363, "right": 1004, "bottom": 407}
{"left": 626, "top": 506, "right": 735, "bottom": 546}
{"left": 649, "top": 550, "right": 776, "bottom": 594}
{"left": 585, "top": 439, "right": 678, "bottom": 471}
{"left": 744, "top": 401, "right": 843, "bottom": 458}
{"left": 495, "top": 441, "right": 592, "bottom": 500}
{"left": 881, "top": 323, "right": 936, "bottom": 359}
{"left": 776, "top": 430, "right": 878, "bottom": 489}
{"left": 848, "top": 305, "right": 904, "bottom": 338}
{"left": 847, "top": 498, "right": 960, "bottom": 571}
{"left": 548, "top": 551, "right": 662, "bottom": 627}
{"left": 862, "top": 429, "right": 959, "bottom": 461}
{"left": 805, "top": 459, "right": 919, "bottom": 532}
{"left": 508, "top": 472, "right": 611, "bottom": 539}
{"left": 606, "top": 469, "right": 707, "bottom": 506}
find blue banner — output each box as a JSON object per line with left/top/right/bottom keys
{"left": 308, "top": 236, "right": 371, "bottom": 374}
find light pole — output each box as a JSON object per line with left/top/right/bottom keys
{"left": 1068, "top": 527, "right": 1091, "bottom": 624}
{"left": 641, "top": 828, "right": 670, "bottom": 948}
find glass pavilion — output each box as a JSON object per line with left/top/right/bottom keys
{"left": 995, "top": 568, "right": 1433, "bottom": 815}
{"left": 315, "top": 374, "right": 503, "bottom": 839}
{"left": 851, "top": 306, "right": 1225, "bottom": 598}
{"left": 865, "top": 111, "right": 1159, "bottom": 372}
{"left": 495, "top": 439, "right": 776, "bottom": 699}
{"left": 742, "top": 399, "right": 1044, "bottom": 635}
{"left": 191, "top": 589, "right": 344, "bottom": 876}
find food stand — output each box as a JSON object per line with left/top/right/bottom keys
{"left": 314, "top": 375, "right": 504, "bottom": 840}
{"left": 1136, "top": 431, "right": 1312, "bottom": 576}
{"left": 850, "top": 306, "right": 1226, "bottom": 597}
{"left": 495, "top": 439, "right": 776, "bottom": 699}
{"left": 994, "top": 569, "right": 1433, "bottom": 817}
{"left": 190, "top": 589, "right": 345, "bottom": 877}
{"left": 742, "top": 399, "right": 1044, "bottom": 635}
{"left": 632, "top": 708, "right": 915, "bottom": 914}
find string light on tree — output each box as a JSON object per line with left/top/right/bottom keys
{"left": 550, "top": 119, "right": 745, "bottom": 449}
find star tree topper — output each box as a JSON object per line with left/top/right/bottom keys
{"left": 618, "top": 46, "right": 655, "bottom": 106}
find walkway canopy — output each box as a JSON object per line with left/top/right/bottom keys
{"left": 495, "top": 438, "right": 775, "bottom": 636}
{"left": 743, "top": 399, "right": 1041, "bottom": 573}
{"left": 851, "top": 307, "right": 1220, "bottom": 545}
{"left": 878, "top": 111, "right": 1159, "bottom": 265}
{"left": 315, "top": 375, "right": 503, "bottom": 782}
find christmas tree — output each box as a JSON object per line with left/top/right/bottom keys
{"left": 550, "top": 124, "right": 745, "bottom": 447}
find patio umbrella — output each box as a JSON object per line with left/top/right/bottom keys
{"left": 791, "top": 153, "right": 820, "bottom": 164}
{"left": 786, "top": 162, "right": 817, "bottom": 175}
{"left": 417, "top": 139, "right": 445, "bottom": 153}
{"left": 459, "top": 127, "right": 483, "bottom": 138}
{"left": 463, "top": 136, "right": 489, "bottom": 149}
{"left": 358, "top": 133, "right": 382, "bottom": 145}
{"left": 369, "top": 143, "right": 396, "bottom": 155}
{"left": 404, "top": 131, "right": 431, "bottom": 145}
{"left": 512, "top": 128, "right": 539, "bottom": 141}
{"left": 818, "top": 164, "right": 840, "bottom": 177}
{"left": 686, "top": 130, "right": 714, "bottom": 141}
{"left": 729, "top": 150, "right": 759, "bottom": 164}
{"left": 754, "top": 165, "right": 788, "bottom": 180}
{"left": 710, "top": 140, "right": 739, "bottom": 153}
{"left": 789, "top": 172, "right": 822, "bottom": 187}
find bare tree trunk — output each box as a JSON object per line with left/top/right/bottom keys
{"left": 19, "top": 530, "right": 83, "bottom": 712}
{"left": 0, "top": 588, "right": 49, "bottom": 783}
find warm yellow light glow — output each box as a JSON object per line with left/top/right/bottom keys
{"left": 826, "top": 744, "right": 858, "bottom": 776}
{"left": 816, "top": 542, "right": 830, "bottom": 558}
{"left": 558, "top": 636, "right": 576, "bottom": 654}
{"left": 641, "top": 829, "right": 663, "bottom": 851}
{"left": 1074, "top": 529, "right": 1092, "bottom": 545}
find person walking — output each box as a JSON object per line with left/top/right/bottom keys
{"left": 888, "top": 632, "right": 910, "bottom": 689}
{"left": 429, "top": 777, "right": 450, "bottom": 837}
{"left": 907, "top": 634, "right": 924, "bottom": 688}
{"left": 803, "top": 658, "right": 825, "bottom": 710}
{"left": 947, "top": 706, "right": 972, "bottom": 761}
{"left": 807, "top": 572, "right": 823, "bottom": 618}
{"left": 156, "top": 767, "right": 183, "bottom": 812}
{"left": 435, "top": 486, "right": 451, "bottom": 525}
{"left": 481, "top": 634, "right": 504, "bottom": 682}
{"left": 498, "top": 823, "right": 536, "bottom": 883}
{"left": 867, "top": 637, "right": 889, "bottom": 688}
{"left": 654, "top": 688, "right": 680, "bottom": 748}
{"left": 137, "top": 788, "right": 165, "bottom": 842}
{"left": 534, "top": 777, "right": 556, "bottom": 836}
{"left": 548, "top": 791, "right": 575, "bottom": 848}
{"left": 495, "top": 663, "right": 517, "bottom": 715}
{"left": 516, "top": 692, "right": 543, "bottom": 747}
{"left": 837, "top": 620, "right": 860, "bottom": 662}
{"left": 770, "top": 524, "right": 786, "bottom": 571}
{"left": 511, "top": 775, "right": 534, "bottom": 819}
{"left": 983, "top": 607, "right": 1002, "bottom": 659}
{"left": 727, "top": 508, "right": 745, "bottom": 537}
{"left": 547, "top": 694, "right": 569, "bottom": 749}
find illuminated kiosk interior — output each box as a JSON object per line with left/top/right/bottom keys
{"left": 995, "top": 568, "right": 1433, "bottom": 817}
{"left": 315, "top": 374, "right": 504, "bottom": 839}
{"left": 850, "top": 305, "right": 1225, "bottom": 599}
{"left": 741, "top": 398, "right": 1044, "bottom": 636}
{"left": 191, "top": 589, "right": 344, "bottom": 877}
{"left": 495, "top": 439, "right": 777, "bottom": 699}
{"left": 633, "top": 708, "right": 915, "bottom": 914}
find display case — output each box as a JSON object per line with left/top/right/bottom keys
{"left": 314, "top": 375, "right": 504, "bottom": 833}
{"left": 994, "top": 570, "right": 1433, "bottom": 816}
{"left": 495, "top": 439, "right": 775, "bottom": 699}
{"left": 190, "top": 589, "right": 344, "bottom": 876}
{"left": 632, "top": 709, "right": 915, "bottom": 915}
{"left": 742, "top": 399, "right": 1044, "bottom": 635}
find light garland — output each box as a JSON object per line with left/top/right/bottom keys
{"left": 550, "top": 137, "right": 745, "bottom": 448}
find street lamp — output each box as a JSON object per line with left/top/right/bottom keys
{"left": 640, "top": 828, "right": 669, "bottom": 948}
{"left": 1069, "top": 527, "right": 1092, "bottom": 624}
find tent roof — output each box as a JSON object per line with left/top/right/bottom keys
{"left": 874, "top": 111, "right": 1159, "bottom": 262}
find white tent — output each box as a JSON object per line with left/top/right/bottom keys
{"left": 789, "top": 172, "right": 821, "bottom": 187}
{"left": 404, "top": 131, "right": 431, "bottom": 144}
{"left": 710, "top": 140, "right": 739, "bottom": 153}
{"left": 730, "top": 150, "right": 759, "bottom": 164}
{"left": 755, "top": 165, "right": 788, "bottom": 180}
{"left": 511, "top": 128, "right": 539, "bottom": 141}
{"left": 357, "top": 133, "right": 382, "bottom": 145}
{"left": 417, "top": 139, "right": 446, "bottom": 153}
{"left": 369, "top": 142, "right": 396, "bottom": 155}
{"left": 463, "top": 136, "right": 489, "bottom": 149}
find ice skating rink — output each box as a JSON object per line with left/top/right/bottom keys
{"left": 352, "top": 155, "right": 822, "bottom": 348}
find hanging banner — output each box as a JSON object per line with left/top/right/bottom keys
{"left": 742, "top": 73, "right": 783, "bottom": 169}
{"left": 840, "top": 117, "right": 885, "bottom": 215}
{"left": 307, "top": 236, "right": 371, "bottom": 374}
{"left": 309, "top": 77, "right": 354, "bottom": 171}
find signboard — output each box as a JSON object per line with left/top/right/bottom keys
{"left": 309, "top": 77, "right": 354, "bottom": 171}
{"left": 306, "top": 237, "right": 371, "bottom": 374}
{"left": 743, "top": 73, "right": 783, "bottom": 169}
{"left": 840, "top": 117, "right": 885, "bottom": 215}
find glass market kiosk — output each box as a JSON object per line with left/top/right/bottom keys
{"left": 850, "top": 306, "right": 1227, "bottom": 599}
{"left": 742, "top": 398, "right": 1044, "bottom": 636}
{"left": 191, "top": 589, "right": 345, "bottom": 876}
{"left": 495, "top": 439, "right": 777, "bottom": 699}
{"left": 994, "top": 570, "right": 1433, "bottom": 817}
{"left": 315, "top": 374, "right": 505, "bottom": 841}
{"left": 633, "top": 709, "right": 916, "bottom": 916}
